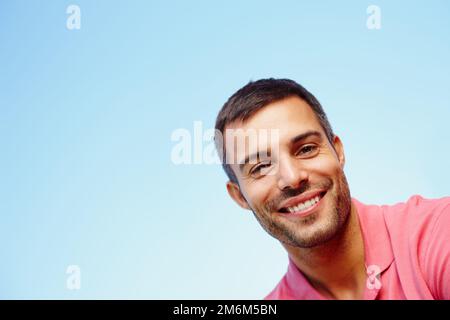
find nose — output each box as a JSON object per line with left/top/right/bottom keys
{"left": 276, "top": 155, "right": 309, "bottom": 191}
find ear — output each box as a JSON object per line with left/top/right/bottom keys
{"left": 226, "top": 181, "right": 251, "bottom": 210}
{"left": 332, "top": 135, "right": 346, "bottom": 169}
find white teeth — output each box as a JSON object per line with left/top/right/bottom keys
{"left": 286, "top": 194, "right": 322, "bottom": 213}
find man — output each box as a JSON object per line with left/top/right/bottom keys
{"left": 214, "top": 78, "right": 450, "bottom": 300}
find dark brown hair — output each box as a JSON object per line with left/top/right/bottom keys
{"left": 215, "top": 78, "right": 334, "bottom": 183}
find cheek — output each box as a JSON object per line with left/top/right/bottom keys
{"left": 307, "top": 155, "right": 341, "bottom": 176}
{"left": 242, "top": 179, "right": 277, "bottom": 211}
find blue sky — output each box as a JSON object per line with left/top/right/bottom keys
{"left": 0, "top": 0, "right": 449, "bottom": 299}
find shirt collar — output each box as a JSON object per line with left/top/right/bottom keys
{"left": 352, "top": 197, "right": 394, "bottom": 274}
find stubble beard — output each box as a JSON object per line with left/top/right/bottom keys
{"left": 251, "top": 171, "right": 352, "bottom": 249}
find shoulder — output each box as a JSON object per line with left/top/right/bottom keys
{"left": 382, "top": 194, "right": 450, "bottom": 231}
{"left": 264, "top": 259, "right": 318, "bottom": 300}
{"left": 380, "top": 194, "right": 450, "bottom": 251}
{"left": 264, "top": 275, "right": 291, "bottom": 300}
{"left": 383, "top": 195, "right": 450, "bottom": 298}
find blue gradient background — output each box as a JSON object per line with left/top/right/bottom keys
{"left": 0, "top": 0, "right": 449, "bottom": 299}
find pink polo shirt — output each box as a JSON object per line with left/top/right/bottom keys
{"left": 265, "top": 195, "right": 450, "bottom": 300}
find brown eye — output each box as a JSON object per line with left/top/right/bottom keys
{"left": 297, "top": 144, "right": 318, "bottom": 156}
{"left": 250, "top": 163, "right": 272, "bottom": 176}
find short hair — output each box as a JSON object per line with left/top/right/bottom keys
{"left": 215, "top": 78, "right": 335, "bottom": 184}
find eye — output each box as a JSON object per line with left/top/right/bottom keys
{"left": 249, "top": 162, "right": 272, "bottom": 176}
{"left": 296, "top": 144, "right": 318, "bottom": 157}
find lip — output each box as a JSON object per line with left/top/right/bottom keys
{"left": 277, "top": 190, "right": 327, "bottom": 218}
{"left": 278, "top": 189, "right": 327, "bottom": 211}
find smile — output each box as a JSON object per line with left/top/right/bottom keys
{"left": 278, "top": 190, "right": 327, "bottom": 217}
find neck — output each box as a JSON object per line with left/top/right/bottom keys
{"left": 282, "top": 202, "right": 366, "bottom": 300}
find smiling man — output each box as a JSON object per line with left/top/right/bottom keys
{"left": 214, "top": 78, "right": 450, "bottom": 300}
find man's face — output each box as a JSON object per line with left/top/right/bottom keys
{"left": 225, "top": 96, "right": 352, "bottom": 248}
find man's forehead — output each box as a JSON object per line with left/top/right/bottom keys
{"left": 225, "top": 96, "right": 320, "bottom": 132}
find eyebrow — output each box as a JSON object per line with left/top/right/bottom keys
{"left": 290, "top": 130, "right": 323, "bottom": 145}
{"left": 238, "top": 130, "right": 323, "bottom": 172}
